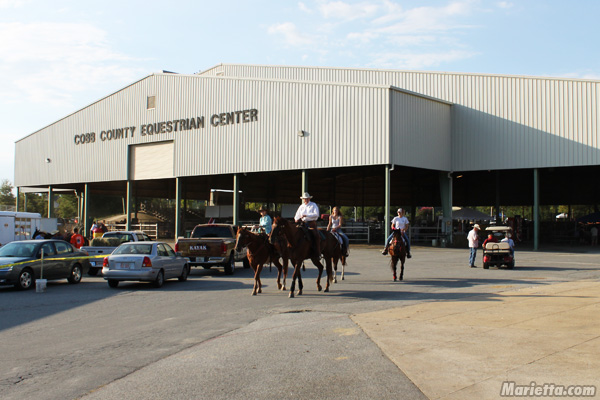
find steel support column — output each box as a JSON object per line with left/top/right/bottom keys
{"left": 384, "top": 165, "right": 391, "bottom": 245}
{"left": 233, "top": 174, "right": 240, "bottom": 226}
{"left": 126, "top": 180, "right": 133, "bottom": 231}
{"left": 47, "top": 186, "right": 54, "bottom": 218}
{"left": 175, "top": 177, "right": 182, "bottom": 239}
{"left": 533, "top": 168, "right": 539, "bottom": 251}
{"left": 83, "top": 184, "right": 90, "bottom": 238}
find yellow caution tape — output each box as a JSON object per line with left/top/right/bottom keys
{"left": 0, "top": 255, "right": 106, "bottom": 269}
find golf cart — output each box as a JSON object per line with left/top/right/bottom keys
{"left": 482, "top": 226, "right": 514, "bottom": 269}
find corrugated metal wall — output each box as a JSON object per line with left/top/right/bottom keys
{"left": 201, "top": 64, "right": 600, "bottom": 171}
{"left": 15, "top": 75, "right": 395, "bottom": 186}
{"left": 390, "top": 89, "right": 451, "bottom": 171}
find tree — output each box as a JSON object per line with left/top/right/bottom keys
{"left": 0, "top": 179, "right": 15, "bottom": 208}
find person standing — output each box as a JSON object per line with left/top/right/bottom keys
{"left": 381, "top": 208, "right": 411, "bottom": 258}
{"left": 294, "top": 192, "right": 320, "bottom": 256}
{"left": 467, "top": 224, "right": 481, "bottom": 268}
{"left": 70, "top": 227, "right": 85, "bottom": 249}
{"left": 257, "top": 206, "right": 272, "bottom": 235}
{"left": 90, "top": 220, "right": 98, "bottom": 239}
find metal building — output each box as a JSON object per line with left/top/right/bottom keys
{"left": 14, "top": 64, "right": 600, "bottom": 247}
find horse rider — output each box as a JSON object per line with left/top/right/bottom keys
{"left": 381, "top": 208, "right": 412, "bottom": 258}
{"left": 257, "top": 206, "right": 272, "bottom": 234}
{"left": 294, "top": 192, "right": 321, "bottom": 257}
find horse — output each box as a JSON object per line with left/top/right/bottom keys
{"left": 329, "top": 231, "right": 348, "bottom": 283}
{"left": 269, "top": 217, "right": 335, "bottom": 298}
{"left": 388, "top": 230, "right": 407, "bottom": 281}
{"left": 235, "top": 227, "right": 288, "bottom": 296}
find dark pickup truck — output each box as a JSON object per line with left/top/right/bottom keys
{"left": 175, "top": 224, "right": 248, "bottom": 275}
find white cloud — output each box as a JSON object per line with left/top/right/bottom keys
{"left": 268, "top": 22, "right": 316, "bottom": 46}
{"left": 0, "top": 22, "right": 145, "bottom": 107}
{"left": 0, "top": 0, "right": 28, "bottom": 8}
{"left": 317, "top": 1, "right": 379, "bottom": 21}
{"left": 497, "top": 1, "right": 513, "bottom": 9}
{"left": 298, "top": 2, "right": 312, "bottom": 13}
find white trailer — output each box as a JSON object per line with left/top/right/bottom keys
{"left": 0, "top": 211, "right": 43, "bottom": 245}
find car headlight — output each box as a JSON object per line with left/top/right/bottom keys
{"left": 0, "top": 266, "right": 13, "bottom": 272}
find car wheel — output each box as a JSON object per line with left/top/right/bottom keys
{"left": 507, "top": 261, "right": 514, "bottom": 269}
{"left": 15, "top": 268, "right": 34, "bottom": 290}
{"left": 107, "top": 279, "right": 119, "bottom": 288}
{"left": 242, "top": 256, "right": 250, "bottom": 269}
{"left": 178, "top": 264, "right": 189, "bottom": 282}
{"left": 224, "top": 254, "right": 235, "bottom": 275}
{"left": 153, "top": 270, "right": 165, "bottom": 288}
{"left": 483, "top": 262, "right": 489, "bottom": 269}
{"left": 67, "top": 264, "right": 83, "bottom": 284}
{"left": 88, "top": 267, "right": 99, "bottom": 276}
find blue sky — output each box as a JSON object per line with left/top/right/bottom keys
{"left": 1, "top": 0, "right": 599, "bottom": 184}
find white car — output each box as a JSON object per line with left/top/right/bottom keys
{"left": 102, "top": 242, "right": 189, "bottom": 288}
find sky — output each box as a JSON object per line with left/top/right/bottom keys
{"left": 1, "top": 0, "right": 599, "bottom": 185}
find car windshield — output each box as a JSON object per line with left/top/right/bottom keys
{"left": 103, "top": 233, "right": 134, "bottom": 243}
{"left": 192, "top": 226, "right": 233, "bottom": 238}
{"left": 0, "top": 242, "right": 37, "bottom": 258}
{"left": 113, "top": 243, "right": 153, "bottom": 255}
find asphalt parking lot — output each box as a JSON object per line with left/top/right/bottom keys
{"left": 1, "top": 244, "right": 599, "bottom": 399}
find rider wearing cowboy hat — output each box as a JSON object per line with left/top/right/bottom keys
{"left": 257, "top": 206, "right": 272, "bottom": 234}
{"left": 295, "top": 192, "right": 321, "bottom": 257}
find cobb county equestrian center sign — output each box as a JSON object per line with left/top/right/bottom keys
{"left": 73, "top": 108, "right": 259, "bottom": 145}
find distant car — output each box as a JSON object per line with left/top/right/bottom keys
{"left": 0, "top": 240, "right": 90, "bottom": 290}
{"left": 102, "top": 242, "right": 190, "bottom": 288}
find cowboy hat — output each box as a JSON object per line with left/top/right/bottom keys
{"left": 258, "top": 205, "right": 268, "bottom": 212}
{"left": 300, "top": 192, "right": 313, "bottom": 199}
{"left": 473, "top": 224, "right": 481, "bottom": 229}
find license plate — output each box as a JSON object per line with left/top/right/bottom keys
{"left": 117, "top": 262, "right": 134, "bottom": 270}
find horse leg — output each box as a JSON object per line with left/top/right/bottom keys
{"left": 324, "top": 257, "right": 333, "bottom": 292}
{"left": 257, "top": 264, "right": 263, "bottom": 293}
{"left": 274, "top": 260, "right": 283, "bottom": 290}
{"left": 390, "top": 257, "right": 397, "bottom": 281}
{"left": 332, "top": 256, "right": 338, "bottom": 283}
{"left": 282, "top": 257, "right": 288, "bottom": 291}
{"left": 289, "top": 261, "right": 301, "bottom": 298}
{"left": 341, "top": 255, "right": 346, "bottom": 280}
{"left": 311, "top": 257, "right": 324, "bottom": 292}
{"left": 251, "top": 264, "right": 259, "bottom": 295}
{"left": 399, "top": 256, "right": 405, "bottom": 281}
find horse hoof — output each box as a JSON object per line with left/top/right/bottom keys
{"left": 282, "top": 286, "right": 286, "bottom": 291}
{"left": 252, "top": 291, "right": 257, "bottom": 296}
{"left": 277, "top": 284, "right": 282, "bottom": 290}
{"left": 342, "top": 276, "right": 345, "bottom": 280}
{"left": 324, "top": 287, "right": 329, "bottom": 292}
{"left": 297, "top": 290, "right": 303, "bottom": 296}
{"left": 289, "top": 292, "right": 295, "bottom": 298}
{"left": 317, "top": 286, "right": 322, "bottom": 292}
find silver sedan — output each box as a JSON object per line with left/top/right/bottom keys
{"left": 102, "top": 242, "right": 190, "bottom": 288}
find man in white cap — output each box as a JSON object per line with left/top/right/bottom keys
{"left": 381, "top": 208, "right": 411, "bottom": 258}
{"left": 467, "top": 224, "right": 481, "bottom": 268}
{"left": 295, "top": 192, "right": 321, "bottom": 256}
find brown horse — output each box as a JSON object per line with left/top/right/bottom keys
{"left": 235, "top": 227, "right": 288, "bottom": 295}
{"left": 389, "top": 230, "right": 407, "bottom": 281}
{"left": 330, "top": 233, "right": 347, "bottom": 283}
{"left": 269, "top": 217, "right": 335, "bottom": 298}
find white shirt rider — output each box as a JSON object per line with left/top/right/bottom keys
{"left": 295, "top": 199, "right": 319, "bottom": 222}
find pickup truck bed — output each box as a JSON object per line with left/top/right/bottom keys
{"left": 175, "top": 224, "right": 248, "bottom": 275}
